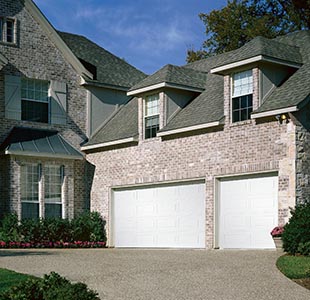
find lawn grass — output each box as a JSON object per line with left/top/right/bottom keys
{"left": 276, "top": 255, "right": 310, "bottom": 279}
{"left": 0, "top": 268, "right": 35, "bottom": 293}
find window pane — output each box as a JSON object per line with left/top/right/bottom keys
{"left": 6, "top": 19, "right": 14, "bottom": 43}
{"left": 145, "top": 94, "right": 159, "bottom": 116}
{"left": 22, "top": 203, "right": 39, "bottom": 219}
{"left": 233, "top": 70, "right": 253, "bottom": 97}
{"left": 0, "top": 19, "right": 3, "bottom": 42}
{"left": 232, "top": 94, "right": 253, "bottom": 123}
{"left": 45, "top": 203, "right": 62, "bottom": 218}
{"left": 21, "top": 100, "right": 49, "bottom": 123}
{"left": 45, "top": 165, "right": 62, "bottom": 204}
{"left": 145, "top": 115, "right": 159, "bottom": 139}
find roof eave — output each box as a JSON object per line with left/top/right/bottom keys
{"left": 80, "top": 77, "right": 129, "bottom": 92}
{"left": 211, "top": 55, "right": 302, "bottom": 75}
{"left": 157, "top": 121, "right": 222, "bottom": 137}
{"left": 128, "top": 82, "right": 204, "bottom": 96}
{"left": 25, "top": 0, "right": 93, "bottom": 79}
{"left": 5, "top": 150, "right": 84, "bottom": 160}
{"left": 251, "top": 106, "right": 299, "bottom": 119}
{"left": 81, "top": 136, "right": 138, "bottom": 151}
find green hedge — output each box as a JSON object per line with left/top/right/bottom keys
{"left": 282, "top": 202, "right": 310, "bottom": 255}
{"left": 0, "top": 272, "right": 100, "bottom": 300}
{"left": 0, "top": 212, "right": 106, "bottom": 244}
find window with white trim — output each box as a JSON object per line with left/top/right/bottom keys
{"left": 144, "top": 94, "right": 160, "bottom": 139}
{"left": 232, "top": 70, "right": 253, "bottom": 123}
{"left": 21, "top": 164, "right": 40, "bottom": 219}
{"left": 0, "top": 17, "right": 15, "bottom": 43}
{"left": 45, "top": 165, "right": 63, "bottom": 218}
{"left": 21, "top": 78, "right": 49, "bottom": 123}
{"left": 20, "top": 164, "right": 64, "bottom": 219}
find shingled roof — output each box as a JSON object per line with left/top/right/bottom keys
{"left": 84, "top": 30, "right": 310, "bottom": 148}
{"left": 58, "top": 31, "right": 146, "bottom": 89}
{"left": 128, "top": 64, "right": 207, "bottom": 94}
{"left": 211, "top": 36, "right": 303, "bottom": 71}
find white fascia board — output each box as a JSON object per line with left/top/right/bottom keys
{"left": 211, "top": 55, "right": 301, "bottom": 74}
{"left": 251, "top": 106, "right": 298, "bottom": 119}
{"left": 5, "top": 150, "right": 84, "bottom": 160}
{"left": 80, "top": 77, "right": 129, "bottom": 92}
{"left": 81, "top": 137, "right": 138, "bottom": 151}
{"left": 157, "top": 121, "right": 221, "bottom": 137}
{"left": 25, "top": 0, "right": 93, "bottom": 79}
{"left": 127, "top": 82, "right": 204, "bottom": 96}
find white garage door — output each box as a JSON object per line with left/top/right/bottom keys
{"left": 113, "top": 182, "right": 205, "bottom": 248}
{"left": 219, "top": 175, "right": 278, "bottom": 249}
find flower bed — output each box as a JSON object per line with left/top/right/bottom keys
{"left": 0, "top": 240, "right": 105, "bottom": 249}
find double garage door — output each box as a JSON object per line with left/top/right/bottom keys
{"left": 112, "top": 175, "right": 278, "bottom": 249}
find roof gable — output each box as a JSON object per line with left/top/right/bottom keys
{"left": 58, "top": 31, "right": 146, "bottom": 90}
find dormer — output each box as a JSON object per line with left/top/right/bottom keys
{"left": 210, "top": 36, "right": 303, "bottom": 124}
{"left": 127, "top": 64, "right": 207, "bottom": 139}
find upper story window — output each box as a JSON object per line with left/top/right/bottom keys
{"left": 0, "top": 17, "right": 15, "bottom": 44}
{"left": 21, "top": 78, "right": 49, "bottom": 123}
{"left": 232, "top": 70, "right": 253, "bottom": 123}
{"left": 144, "top": 94, "right": 160, "bottom": 139}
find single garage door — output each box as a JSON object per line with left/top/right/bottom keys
{"left": 113, "top": 182, "right": 205, "bottom": 248}
{"left": 219, "top": 174, "right": 278, "bottom": 249}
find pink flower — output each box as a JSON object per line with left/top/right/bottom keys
{"left": 270, "top": 226, "right": 284, "bottom": 237}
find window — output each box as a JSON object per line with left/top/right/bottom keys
{"left": 20, "top": 164, "right": 64, "bottom": 219}
{"left": 21, "top": 78, "right": 49, "bottom": 123}
{"left": 45, "top": 165, "right": 63, "bottom": 218}
{"left": 232, "top": 70, "right": 253, "bottom": 123}
{"left": 144, "top": 94, "right": 160, "bottom": 139}
{"left": 0, "top": 17, "right": 15, "bottom": 43}
{"left": 21, "top": 164, "right": 39, "bottom": 219}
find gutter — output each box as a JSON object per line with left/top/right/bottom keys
{"left": 81, "top": 137, "right": 138, "bottom": 151}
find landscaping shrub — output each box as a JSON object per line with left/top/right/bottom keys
{"left": 0, "top": 212, "right": 106, "bottom": 248}
{"left": 71, "top": 212, "right": 106, "bottom": 242}
{"left": 0, "top": 213, "right": 20, "bottom": 242}
{"left": 0, "top": 272, "right": 100, "bottom": 300}
{"left": 282, "top": 202, "right": 310, "bottom": 255}
{"left": 297, "top": 241, "right": 310, "bottom": 256}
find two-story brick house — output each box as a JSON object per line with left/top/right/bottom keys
{"left": 83, "top": 31, "right": 310, "bottom": 249}
{"left": 0, "top": 0, "right": 145, "bottom": 220}
{"left": 2, "top": 0, "right": 310, "bottom": 251}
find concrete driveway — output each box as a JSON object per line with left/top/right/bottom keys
{"left": 0, "top": 249, "right": 309, "bottom": 300}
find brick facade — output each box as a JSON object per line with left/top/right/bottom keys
{"left": 0, "top": 0, "right": 89, "bottom": 218}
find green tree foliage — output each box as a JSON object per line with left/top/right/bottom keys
{"left": 187, "top": 0, "right": 310, "bottom": 63}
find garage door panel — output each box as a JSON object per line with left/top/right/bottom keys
{"left": 219, "top": 175, "right": 278, "bottom": 249}
{"left": 113, "top": 182, "right": 205, "bottom": 248}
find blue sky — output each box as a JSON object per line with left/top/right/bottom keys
{"left": 33, "top": 0, "right": 226, "bottom": 74}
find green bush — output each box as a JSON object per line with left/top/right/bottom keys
{"left": 0, "top": 212, "right": 106, "bottom": 244}
{"left": 282, "top": 202, "right": 310, "bottom": 255}
{"left": 297, "top": 241, "right": 310, "bottom": 256}
{"left": 0, "top": 213, "right": 20, "bottom": 242}
{"left": 71, "top": 212, "right": 106, "bottom": 242}
{"left": 0, "top": 272, "right": 100, "bottom": 300}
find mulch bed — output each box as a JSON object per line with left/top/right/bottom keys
{"left": 293, "top": 278, "right": 310, "bottom": 290}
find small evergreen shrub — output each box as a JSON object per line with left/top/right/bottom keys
{"left": 0, "top": 213, "right": 20, "bottom": 242}
{"left": 282, "top": 202, "right": 310, "bottom": 255}
{"left": 297, "top": 241, "right": 310, "bottom": 256}
{"left": 0, "top": 272, "right": 100, "bottom": 300}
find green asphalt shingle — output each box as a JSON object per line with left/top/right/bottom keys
{"left": 85, "top": 30, "right": 310, "bottom": 146}
{"left": 128, "top": 64, "right": 207, "bottom": 93}
{"left": 58, "top": 31, "right": 146, "bottom": 89}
